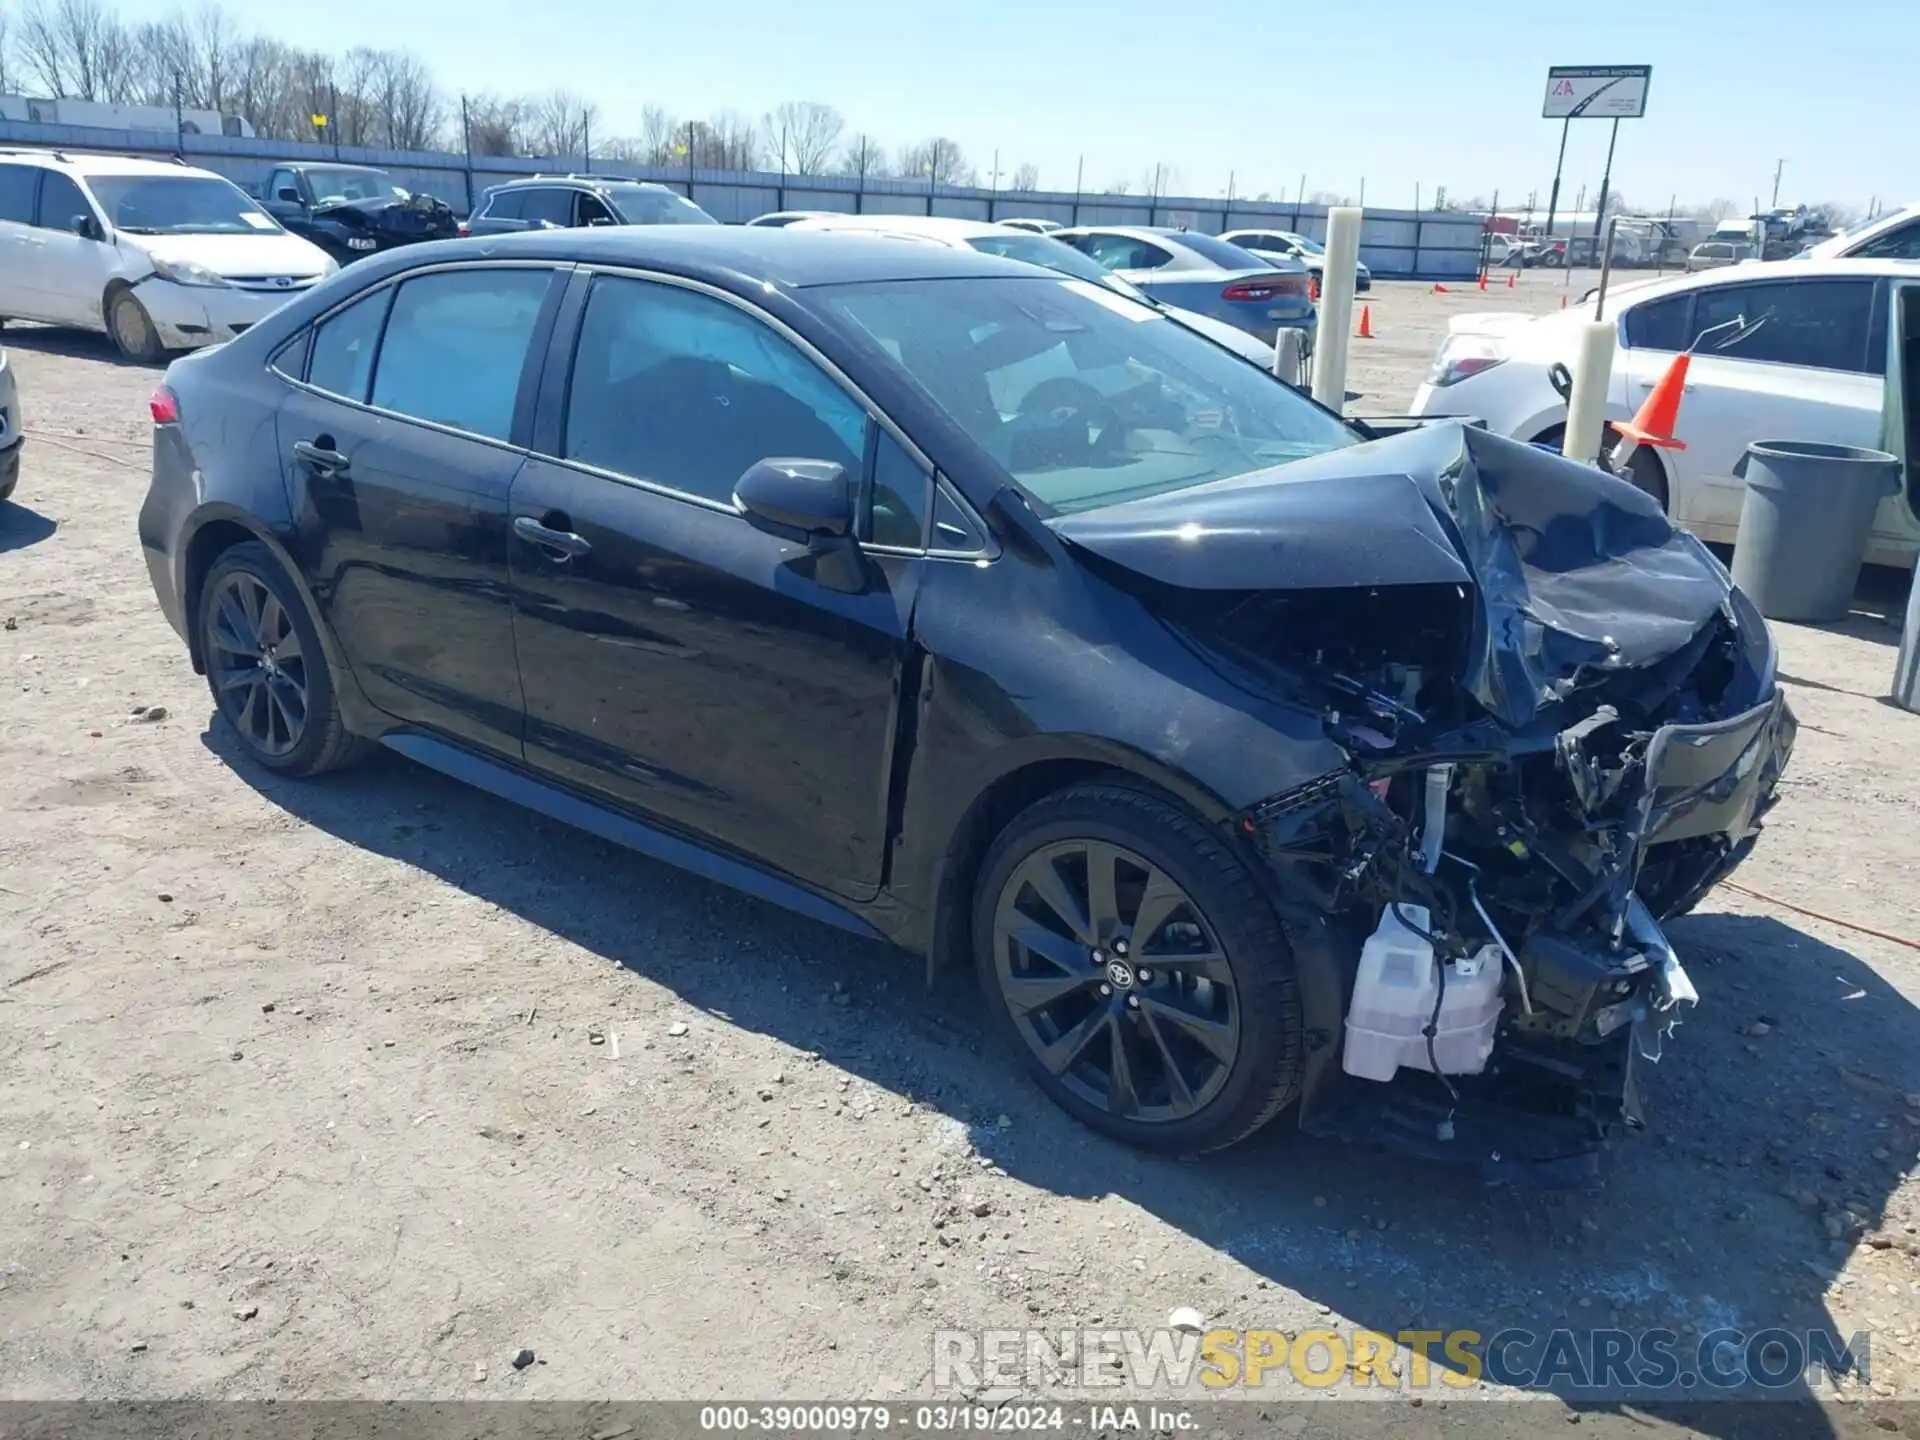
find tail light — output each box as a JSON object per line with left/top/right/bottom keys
{"left": 149, "top": 386, "right": 179, "bottom": 424}
{"left": 1425, "top": 336, "right": 1508, "bottom": 388}
{"left": 1223, "top": 277, "right": 1307, "bottom": 302}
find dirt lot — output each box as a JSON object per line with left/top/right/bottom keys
{"left": 3, "top": 273, "right": 1919, "bottom": 1436}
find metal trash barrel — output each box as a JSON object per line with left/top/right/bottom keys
{"left": 1729, "top": 440, "right": 1901, "bottom": 623}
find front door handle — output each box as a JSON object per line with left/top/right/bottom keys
{"left": 292, "top": 438, "right": 350, "bottom": 474}
{"left": 513, "top": 514, "right": 592, "bottom": 560}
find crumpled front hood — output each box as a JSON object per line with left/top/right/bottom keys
{"left": 1050, "top": 422, "right": 1740, "bottom": 728}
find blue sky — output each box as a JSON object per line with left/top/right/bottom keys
{"left": 111, "top": 0, "right": 1918, "bottom": 213}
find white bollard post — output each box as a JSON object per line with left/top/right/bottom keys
{"left": 1560, "top": 320, "right": 1617, "bottom": 466}
{"left": 1310, "top": 206, "right": 1362, "bottom": 414}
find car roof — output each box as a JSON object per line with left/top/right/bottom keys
{"left": 0, "top": 149, "right": 224, "bottom": 180}
{"left": 1056, "top": 225, "right": 1192, "bottom": 239}
{"left": 288, "top": 161, "right": 386, "bottom": 174}
{"left": 375, "top": 225, "right": 1036, "bottom": 288}
{"left": 1619, "top": 255, "right": 1920, "bottom": 302}
{"left": 492, "top": 175, "right": 670, "bottom": 192}
{"left": 788, "top": 213, "right": 1009, "bottom": 243}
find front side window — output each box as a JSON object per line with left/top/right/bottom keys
{"left": 600, "top": 185, "right": 717, "bottom": 226}
{"left": 516, "top": 188, "right": 574, "bottom": 227}
{"left": 306, "top": 289, "right": 394, "bottom": 402}
{"left": 0, "top": 165, "right": 40, "bottom": 224}
{"left": 577, "top": 193, "right": 616, "bottom": 226}
{"left": 818, "top": 275, "right": 1357, "bottom": 514}
{"left": 36, "top": 172, "right": 90, "bottom": 231}
{"left": 369, "top": 268, "right": 554, "bottom": 439}
{"left": 1692, "top": 279, "right": 1878, "bottom": 374}
{"left": 86, "top": 174, "right": 278, "bottom": 235}
{"left": 1853, "top": 219, "right": 1920, "bottom": 261}
{"left": 267, "top": 169, "right": 298, "bottom": 202}
{"left": 563, "top": 275, "right": 866, "bottom": 506}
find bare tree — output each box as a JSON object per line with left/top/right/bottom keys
{"left": 0, "top": 5, "right": 12, "bottom": 93}
{"left": 462, "top": 91, "right": 527, "bottom": 156}
{"left": 639, "top": 104, "right": 681, "bottom": 165}
{"left": 897, "top": 136, "right": 971, "bottom": 188}
{"left": 363, "top": 48, "right": 440, "bottom": 150}
{"left": 1010, "top": 161, "right": 1039, "bottom": 192}
{"left": 837, "top": 132, "right": 889, "bottom": 179}
{"left": 526, "top": 87, "right": 597, "bottom": 160}
{"left": 19, "top": 0, "right": 139, "bottom": 101}
{"left": 686, "top": 111, "right": 757, "bottom": 170}
{"left": 1105, "top": 178, "right": 1131, "bottom": 195}
{"left": 766, "top": 100, "right": 841, "bottom": 175}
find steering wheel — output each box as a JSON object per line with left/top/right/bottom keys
{"left": 1008, "top": 377, "right": 1128, "bottom": 468}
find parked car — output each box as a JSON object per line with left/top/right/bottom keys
{"left": 1218, "top": 228, "right": 1370, "bottom": 291}
{"left": 783, "top": 213, "right": 1278, "bottom": 367}
{"left": 0, "top": 342, "right": 20, "bottom": 504}
{"left": 1799, "top": 202, "right": 1920, "bottom": 261}
{"left": 256, "top": 162, "right": 459, "bottom": 264}
{"left": 997, "top": 217, "right": 1062, "bottom": 234}
{"left": 1052, "top": 226, "right": 1315, "bottom": 347}
{"left": 1408, "top": 257, "right": 1920, "bottom": 569}
{"left": 1686, "top": 241, "right": 1751, "bottom": 272}
{"left": 0, "top": 149, "right": 335, "bottom": 361}
{"left": 745, "top": 211, "right": 836, "bottom": 227}
{"left": 138, "top": 226, "right": 1793, "bottom": 1175}
{"left": 466, "top": 176, "right": 716, "bottom": 237}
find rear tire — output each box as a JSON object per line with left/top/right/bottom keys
{"left": 972, "top": 781, "right": 1305, "bottom": 1154}
{"left": 197, "top": 541, "right": 370, "bottom": 777}
{"left": 107, "top": 287, "right": 165, "bottom": 364}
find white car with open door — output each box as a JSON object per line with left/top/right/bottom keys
{"left": 0, "top": 149, "right": 335, "bottom": 361}
{"left": 1410, "top": 258, "right": 1920, "bottom": 569}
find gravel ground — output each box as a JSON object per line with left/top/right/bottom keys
{"left": 2, "top": 282, "right": 1918, "bottom": 1437}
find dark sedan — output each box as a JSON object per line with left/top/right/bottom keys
{"left": 138, "top": 229, "right": 1791, "bottom": 1174}
{"left": 258, "top": 163, "right": 459, "bottom": 264}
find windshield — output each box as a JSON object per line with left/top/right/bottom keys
{"left": 965, "top": 232, "right": 1154, "bottom": 304}
{"left": 816, "top": 275, "right": 1356, "bottom": 515}
{"left": 305, "top": 168, "right": 407, "bottom": 205}
{"left": 1172, "top": 233, "right": 1276, "bottom": 270}
{"left": 89, "top": 175, "right": 279, "bottom": 235}
{"left": 601, "top": 185, "right": 718, "bottom": 225}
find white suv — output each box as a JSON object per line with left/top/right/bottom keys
{"left": 1409, "top": 258, "right": 1920, "bottom": 569}
{"left": 0, "top": 149, "right": 336, "bottom": 361}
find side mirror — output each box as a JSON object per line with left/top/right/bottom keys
{"left": 734, "top": 458, "right": 853, "bottom": 539}
{"left": 276, "top": 187, "right": 302, "bottom": 204}
{"left": 70, "top": 213, "right": 101, "bottom": 240}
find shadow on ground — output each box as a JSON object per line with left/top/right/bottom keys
{"left": 0, "top": 323, "right": 151, "bottom": 367}
{"left": 0, "top": 500, "right": 58, "bottom": 554}
{"left": 210, "top": 726, "right": 1919, "bottom": 1434}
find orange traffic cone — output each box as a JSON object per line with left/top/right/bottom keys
{"left": 1612, "top": 352, "right": 1691, "bottom": 450}
{"left": 1478, "top": 271, "right": 1488, "bottom": 290}
{"left": 1507, "top": 271, "right": 1516, "bottom": 289}
{"left": 1432, "top": 283, "right": 1450, "bottom": 294}
{"left": 1309, "top": 276, "right": 1321, "bottom": 302}
{"left": 1356, "top": 305, "right": 1373, "bottom": 339}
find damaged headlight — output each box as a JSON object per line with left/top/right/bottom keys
{"left": 1425, "top": 335, "right": 1507, "bottom": 387}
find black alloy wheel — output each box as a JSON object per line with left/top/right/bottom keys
{"left": 975, "top": 783, "right": 1304, "bottom": 1153}
{"left": 206, "top": 569, "right": 309, "bottom": 758}
{"left": 196, "top": 541, "right": 369, "bottom": 777}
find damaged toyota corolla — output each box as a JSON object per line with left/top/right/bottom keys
{"left": 136, "top": 231, "right": 1793, "bottom": 1181}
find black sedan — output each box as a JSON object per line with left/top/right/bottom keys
{"left": 138, "top": 229, "right": 1792, "bottom": 1175}
{"left": 258, "top": 162, "right": 459, "bottom": 264}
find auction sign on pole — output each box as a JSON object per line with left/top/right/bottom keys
{"left": 1540, "top": 65, "right": 1651, "bottom": 259}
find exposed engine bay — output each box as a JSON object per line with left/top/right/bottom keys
{"left": 1140, "top": 426, "right": 1797, "bottom": 1182}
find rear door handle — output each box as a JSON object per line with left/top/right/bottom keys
{"left": 292, "top": 438, "right": 350, "bottom": 474}
{"left": 513, "top": 514, "right": 592, "bottom": 560}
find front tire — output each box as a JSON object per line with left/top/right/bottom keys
{"left": 972, "top": 781, "right": 1305, "bottom": 1153}
{"left": 107, "top": 288, "right": 166, "bottom": 364}
{"left": 197, "top": 541, "right": 369, "bottom": 777}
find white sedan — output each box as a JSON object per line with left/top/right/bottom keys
{"left": 1409, "top": 258, "right": 1920, "bottom": 569}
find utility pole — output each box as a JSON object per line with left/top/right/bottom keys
{"left": 1542, "top": 115, "right": 1570, "bottom": 246}
{"left": 1071, "top": 154, "right": 1083, "bottom": 226}
{"left": 1771, "top": 158, "right": 1784, "bottom": 208}
{"left": 1590, "top": 117, "right": 1620, "bottom": 250}
{"left": 459, "top": 94, "right": 474, "bottom": 214}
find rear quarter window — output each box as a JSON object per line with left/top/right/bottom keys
{"left": 1623, "top": 293, "right": 1693, "bottom": 351}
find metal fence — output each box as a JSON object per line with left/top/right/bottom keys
{"left": 0, "top": 117, "right": 1489, "bottom": 279}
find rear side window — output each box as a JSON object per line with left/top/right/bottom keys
{"left": 1175, "top": 234, "right": 1270, "bottom": 269}
{"left": 481, "top": 189, "right": 523, "bottom": 221}
{"left": 1692, "top": 279, "right": 1879, "bottom": 375}
{"left": 517, "top": 188, "right": 574, "bottom": 226}
{"left": 1623, "top": 293, "right": 1693, "bottom": 351}
{"left": 0, "top": 165, "right": 37, "bottom": 224}
{"left": 308, "top": 289, "right": 393, "bottom": 401}
{"left": 370, "top": 268, "right": 554, "bottom": 439}
{"left": 1072, "top": 233, "right": 1173, "bottom": 271}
